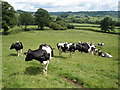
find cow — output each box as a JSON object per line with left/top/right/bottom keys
{"left": 98, "top": 43, "right": 105, "bottom": 46}
{"left": 76, "top": 42, "right": 96, "bottom": 55}
{"left": 104, "top": 52, "right": 113, "bottom": 58}
{"left": 39, "top": 43, "right": 54, "bottom": 59}
{"left": 10, "top": 41, "right": 23, "bottom": 56}
{"left": 96, "top": 49, "right": 113, "bottom": 58}
{"left": 24, "top": 44, "right": 54, "bottom": 76}
{"left": 57, "top": 42, "right": 76, "bottom": 57}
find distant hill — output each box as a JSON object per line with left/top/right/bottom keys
{"left": 16, "top": 10, "right": 118, "bottom": 17}
{"left": 50, "top": 11, "right": 118, "bottom": 17}
{"left": 17, "top": 10, "right": 35, "bottom": 14}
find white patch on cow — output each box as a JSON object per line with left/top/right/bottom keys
{"left": 42, "top": 61, "right": 48, "bottom": 65}
{"left": 58, "top": 43, "right": 65, "bottom": 47}
{"left": 42, "top": 60, "right": 49, "bottom": 76}
{"left": 17, "top": 49, "right": 23, "bottom": 57}
{"left": 105, "top": 52, "right": 113, "bottom": 58}
{"left": 101, "top": 53, "right": 105, "bottom": 57}
{"left": 42, "top": 46, "right": 52, "bottom": 59}
{"left": 16, "top": 41, "right": 20, "bottom": 43}
{"left": 67, "top": 43, "right": 72, "bottom": 48}
{"left": 88, "top": 43, "right": 96, "bottom": 55}
{"left": 17, "top": 51, "right": 20, "bottom": 57}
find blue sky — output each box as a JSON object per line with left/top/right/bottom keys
{"left": 5, "top": 0, "right": 119, "bottom": 12}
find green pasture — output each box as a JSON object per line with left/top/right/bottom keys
{"left": 2, "top": 29, "right": 119, "bottom": 88}
{"left": 71, "top": 23, "right": 120, "bottom": 34}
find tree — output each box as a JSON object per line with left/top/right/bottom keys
{"left": 35, "top": 8, "right": 51, "bottom": 30}
{"left": 60, "top": 13, "right": 69, "bottom": 18}
{"left": 2, "top": 1, "right": 16, "bottom": 33}
{"left": 100, "top": 17, "right": 115, "bottom": 32}
{"left": 56, "top": 16, "right": 63, "bottom": 21}
{"left": 19, "top": 12, "right": 34, "bottom": 30}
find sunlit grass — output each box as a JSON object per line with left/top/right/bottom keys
{"left": 2, "top": 29, "right": 118, "bottom": 88}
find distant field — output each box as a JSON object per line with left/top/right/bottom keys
{"left": 2, "top": 29, "right": 119, "bottom": 88}
{"left": 71, "top": 23, "right": 120, "bottom": 34}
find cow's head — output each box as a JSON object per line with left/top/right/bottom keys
{"left": 24, "top": 49, "right": 33, "bottom": 61}
{"left": 10, "top": 43, "right": 15, "bottom": 49}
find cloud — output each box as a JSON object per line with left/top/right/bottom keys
{"left": 4, "top": 0, "right": 119, "bottom": 12}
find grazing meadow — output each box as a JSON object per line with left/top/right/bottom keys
{"left": 2, "top": 29, "right": 119, "bottom": 88}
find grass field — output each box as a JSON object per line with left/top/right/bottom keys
{"left": 2, "top": 29, "right": 119, "bottom": 88}
{"left": 71, "top": 23, "right": 120, "bottom": 34}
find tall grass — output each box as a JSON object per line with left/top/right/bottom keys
{"left": 2, "top": 29, "right": 119, "bottom": 88}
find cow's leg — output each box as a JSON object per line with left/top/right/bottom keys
{"left": 44, "top": 60, "right": 50, "bottom": 76}
{"left": 70, "top": 52, "right": 74, "bottom": 58}
{"left": 17, "top": 51, "right": 20, "bottom": 57}
{"left": 20, "top": 49, "right": 22, "bottom": 56}
{"left": 42, "top": 60, "right": 49, "bottom": 76}
{"left": 45, "top": 60, "right": 49, "bottom": 70}
{"left": 69, "top": 52, "right": 72, "bottom": 57}
{"left": 42, "top": 69, "right": 47, "bottom": 76}
{"left": 59, "top": 49, "right": 62, "bottom": 57}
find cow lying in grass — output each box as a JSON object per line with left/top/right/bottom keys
{"left": 10, "top": 41, "right": 23, "bottom": 56}
{"left": 97, "top": 49, "right": 113, "bottom": 58}
{"left": 24, "top": 43, "right": 54, "bottom": 76}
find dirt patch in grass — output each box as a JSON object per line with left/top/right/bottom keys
{"left": 61, "top": 76, "right": 85, "bottom": 88}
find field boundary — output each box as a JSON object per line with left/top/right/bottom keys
{"left": 75, "top": 28, "right": 120, "bottom": 35}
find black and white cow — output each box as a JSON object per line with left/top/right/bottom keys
{"left": 76, "top": 42, "right": 96, "bottom": 55}
{"left": 96, "top": 49, "right": 113, "bottom": 58}
{"left": 10, "top": 41, "right": 23, "bottom": 56}
{"left": 39, "top": 43, "right": 54, "bottom": 59}
{"left": 104, "top": 52, "right": 113, "bottom": 58}
{"left": 24, "top": 43, "right": 54, "bottom": 76}
{"left": 57, "top": 42, "right": 76, "bottom": 57}
{"left": 98, "top": 43, "right": 105, "bottom": 46}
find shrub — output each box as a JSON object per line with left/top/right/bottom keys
{"left": 50, "top": 22, "right": 62, "bottom": 30}
{"left": 67, "top": 24, "right": 75, "bottom": 29}
{"left": 50, "top": 22, "right": 67, "bottom": 30}
{"left": 6, "top": 26, "right": 23, "bottom": 35}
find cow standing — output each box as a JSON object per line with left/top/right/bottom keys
{"left": 76, "top": 42, "right": 96, "bottom": 55}
{"left": 10, "top": 41, "right": 23, "bottom": 56}
{"left": 57, "top": 42, "right": 76, "bottom": 57}
{"left": 24, "top": 43, "right": 54, "bottom": 76}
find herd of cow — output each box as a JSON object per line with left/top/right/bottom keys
{"left": 10, "top": 41, "right": 113, "bottom": 76}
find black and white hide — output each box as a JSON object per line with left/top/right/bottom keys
{"left": 57, "top": 42, "right": 76, "bottom": 57}
{"left": 98, "top": 43, "right": 105, "bottom": 46}
{"left": 39, "top": 43, "right": 54, "bottom": 60}
{"left": 97, "top": 49, "right": 113, "bottom": 58}
{"left": 10, "top": 41, "right": 23, "bottom": 56}
{"left": 24, "top": 44, "right": 54, "bottom": 76}
{"left": 104, "top": 52, "right": 113, "bottom": 58}
{"left": 76, "top": 42, "right": 96, "bottom": 55}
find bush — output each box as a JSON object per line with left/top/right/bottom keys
{"left": 6, "top": 26, "right": 23, "bottom": 35}
{"left": 67, "top": 24, "right": 75, "bottom": 29}
{"left": 50, "top": 22, "right": 67, "bottom": 30}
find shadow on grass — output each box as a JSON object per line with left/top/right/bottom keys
{"left": 9, "top": 53, "right": 17, "bottom": 56}
{"left": 24, "top": 66, "right": 43, "bottom": 75}
{"left": 54, "top": 56, "right": 68, "bottom": 59}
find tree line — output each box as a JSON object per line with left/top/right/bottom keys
{"left": 2, "top": 1, "right": 118, "bottom": 34}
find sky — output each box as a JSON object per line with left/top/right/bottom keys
{"left": 4, "top": 0, "right": 119, "bottom": 12}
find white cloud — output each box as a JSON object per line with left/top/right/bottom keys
{"left": 4, "top": 0, "right": 119, "bottom": 12}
